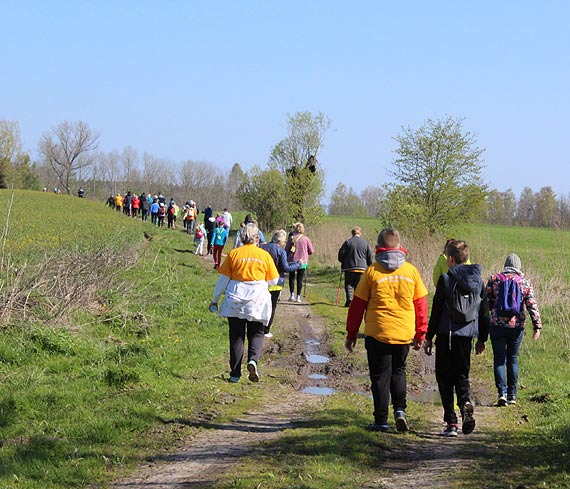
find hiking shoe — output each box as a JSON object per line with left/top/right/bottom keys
{"left": 296, "top": 295, "right": 302, "bottom": 303}
{"left": 507, "top": 397, "right": 517, "bottom": 405}
{"left": 288, "top": 293, "right": 295, "bottom": 301}
{"left": 462, "top": 401, "right": 476, "bottom": 434}
{"left": 264, "top": 332, "right": 273, "bottom": 339}
{"left": 228, "top": 376, "right": 240, "bottom": 383}
{"left": 367, "top": 422, "right": 389, "bottom": 432}
{"left": 497, "top": 395, "right": 507, "bottom": 407}
{"left": 247, "top": 360, "right": 259, "bottom": 382}
{"left": 442, "top": 424, "right": 458, "bottom": 437}
{"left": 394, "top": 410, "right": 409, "bottom": 432}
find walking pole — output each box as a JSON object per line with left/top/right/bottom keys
{"left": 335, "top": 270, "right": 343, "bottom": 306}
{"left": 303, "top": 265, "right": 308, "bottom": 298}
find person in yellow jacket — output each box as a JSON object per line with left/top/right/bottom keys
{"left": 210, "top": 223, "right": 279, "bottom": 383}
{"left": 345, "top": 228, "right": 428, "bottom": 433}
{"left": 114, "top": 193, "right": 123, "bottom": 213}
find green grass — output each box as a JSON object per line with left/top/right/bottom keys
{"left": 1, "top": 191, "right": 569, "bottom": 487}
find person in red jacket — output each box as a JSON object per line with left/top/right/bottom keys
{"left": 345, "top": 228, "right": 428, "bottom": 433}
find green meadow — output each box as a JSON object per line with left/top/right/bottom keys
{"left": 0, "top": 189, "right": 569, "bottom": 488}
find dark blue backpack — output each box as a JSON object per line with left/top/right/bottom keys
{"left": 496, "top": 273, "right": 523, "bottom": 318}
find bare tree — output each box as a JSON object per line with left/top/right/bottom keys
{"left": 121, "top": 146, "right": 141, "bottom": 189}
{"left": 0, "top": 119, "right": 22, "bottom": 188}
{"left": 38, "top": 121, "right": 99, "bottom": 194}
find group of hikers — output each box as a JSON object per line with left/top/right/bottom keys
{"left": 208, "top": 222, "right": 542, "bottom": 438}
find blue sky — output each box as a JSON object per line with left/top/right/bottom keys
{"left": 2, "top": 1, "right": 569, "bottom": 201}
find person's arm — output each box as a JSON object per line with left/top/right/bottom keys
{"left": 307, "top": 237, "right": 314, "bottom": 256}
{"left": 432, "top": 255, "right": 445, "bottom": 288}
{"left": 278, "top": 248, "right": 302, "bottom": 273}
{"left": 523, "top": 280, "right": 542, "bottom": 339}
{"left": 338, "top": 242, "right": 346, "bottom": 264}
{"left": 476, "top": 283, "right": 490, "bottom": 354}
{"left": 345, "top": 296, "right": 367, "bottom": 352}
{"left": 211, "top": 274, "right": 231, "bottom": 305}
{"left": 413, "top": 295, "right": 428, "bottom": 349}
{"left": 424, "top": 276, "right": 446, "bottom": 355}
{"left": 366, "top": 245, "right": 373, "bottom": 267}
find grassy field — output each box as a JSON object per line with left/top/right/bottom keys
{"left": 1, "top": 190, "right": 569, "bottom": 487}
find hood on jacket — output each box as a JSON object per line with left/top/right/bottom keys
{"left": 375, "top": 249, "right": 406, "bottom": 271}
{"left": 447, "top": 263, "right": 483, "bottom": 292}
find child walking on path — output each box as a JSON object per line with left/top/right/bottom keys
{"left": 424, "top": 240, "right": 490, "bottom": 437}
{"left": 212, "top": 221, "right": 228, "bottom": 269}
{"left": 195, "top": 222, "right": 206, "bottom": 256}
{"left": 345, "top": 228, "right": 428, "bottom": 433}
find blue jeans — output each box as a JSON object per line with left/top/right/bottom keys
{"left": 490, "top": 327, "right": 524, "bottom": 399}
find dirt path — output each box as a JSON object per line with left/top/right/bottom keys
{"left": 109, "top": 267, "right": 501, "bottom": 488}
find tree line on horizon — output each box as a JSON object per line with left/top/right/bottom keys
{"left": 1, "top": 115, "right": 570, "bottom": 233}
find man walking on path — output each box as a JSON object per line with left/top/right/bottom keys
{"left": 345, "top": 228, "right": 428, "bottom": 433}
{"left": 338, "top": 226, "right": 373, "bottom": 307}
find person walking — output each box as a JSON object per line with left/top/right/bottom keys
{"left": 212, "top": 220, "right": 228, "bottom": 269}
{"left": 140, "top": 193, "right": 150, "bottom": 221}
{"left": 194, "top": 222, "right": 206, "bottom": 256}
{"left": 209, "top": 223, "right": 279, "bottom": 383}
{"left": 345, "top": 228, "right": 428, "bottom": 433}
{"left": 486, "top": 253, "right": 542, "bottom": 406}
{"left": 433, "top": 238, "right": 471, "bottom": 287}
{"left": 424, "top": 240, "right": 489, "bottom": 437}
{"left": 338, "top": 225, "right": 373, "bottom": 307}
{"left": 260, "top": 230, "right": 304, "bottom": 338}
{"left": 150, "top": 198, "right": 159, "bottom": 225}
{"left": 222, "top": 208, "right": 233, "bottom": 235}
{"left": 285, "top": 222, "right": 314, "bottom": 303}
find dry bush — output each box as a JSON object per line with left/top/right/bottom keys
{"left": 0, "top": 247, "right": 137, "bottom": 326}
{"left": 305, "top": 221, "right": 442, "bottom": 290}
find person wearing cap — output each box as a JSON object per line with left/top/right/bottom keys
{"left": 338, "top": 226, "right": 373, "bottom": 307}
{"left": 486, "top": 253, "right": 542, "bottom": 407}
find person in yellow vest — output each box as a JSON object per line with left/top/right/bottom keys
{"left": 210, "top": 223, "right": 279, "bottom": 383}
{"left": 114, "top": 193, "right": 123, "bottom": 213}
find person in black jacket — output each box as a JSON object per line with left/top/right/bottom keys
{"left": 338, "top": 226, "right": 373, "bottom": 307}
{"left": 424, "top": 240, "right": 490, "bottom": 437}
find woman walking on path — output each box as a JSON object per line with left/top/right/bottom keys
{"left": 209, "top": 223, "right": 279, "bottom": 383}
{"left": 486, "top": 253, "right": 542, "bottom": 406}
{"left": 285, "top": 222, "right": 314, "bottom": 303}
{"left": 195, "top": 222, "right": 206, "bottom": 256}
{"left": 260, "top": 230, "right": 304, "bottom": 338}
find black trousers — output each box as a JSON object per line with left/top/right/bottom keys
{"left": 344, "top": 271, "right": 363, "bottom": 304}
{"left": 228, "top": 317, "right": 265, "bottom": 378}
{"left": 289, "top": 269, "right": 305, "bottom": 296}
{"left": 365, "top": 336, "right": 409, "bottom": 425}
{"left": 435, "top": 335, "right": 473, "bottom": 424}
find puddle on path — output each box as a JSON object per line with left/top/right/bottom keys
{"left": 301, "top": 386, "right": 336, "bottom": 396}
{"left": 308, "top": 373, "right": 328, "bottom": 380}
{"left": 301, "top": 336, "right": 336, "bottom": 396}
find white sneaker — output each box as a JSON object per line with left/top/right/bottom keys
{"left": 288, "top": 293, "right": 295, "bottom": 301}
{"left": 296, "top": 295, "right": 302, "bottom": 303}
{"left": 264, "top": 332, "right": 273, "bottom": 338}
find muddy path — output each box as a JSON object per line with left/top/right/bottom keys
{"left": 109, "top": 278, "right": 501, "bottom": 488}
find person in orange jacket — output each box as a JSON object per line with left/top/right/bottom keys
{"left": 345, "top": 228, "right": 428, "bottom": 433}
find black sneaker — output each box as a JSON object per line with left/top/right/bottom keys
{"left": 462, "top": 401, "right": 476, "bottom": 434}
{"left": 367, "top": 422, "right": 389, "bottom": 432}
{"left": 394, "top": 410, "right": 409, "bottom": 432}
{"left": 441, "top": 424, "right": 458, "bottom": 437}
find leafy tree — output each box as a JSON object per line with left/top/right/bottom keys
{"left": 485, "top": 189, "right": 516, "bottom": 225}
{"left": 516, "top": 186, "right": 535, "bottom": 226}
{"left": 534, "top": 186, "right": 557, "bottom": 228}
{"left": 388, "top": 116, "right": 487, "bottom": 233}
{"left": 227, "top": 162, "right": 247, "bottom": 210}
{"left": 360, "top": 185, "right": 386, "bottom": 218}
{"left": 38, "top": 121, "right": 99, "bottom": 194}
{"left": 236, "top": 167, "right": 288, "bottom": 231}
{"left": 11, "top": 153, "right": 41, "bottom": 190}
{"left": 329, "top": 182, "right": 367, "bottom": 217}
{"left": 269, "top": 111, "right": 330, "bottom": 224}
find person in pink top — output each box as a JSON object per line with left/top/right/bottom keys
{"left": 285, "top": 222, "right": 314, "bottom": 303}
